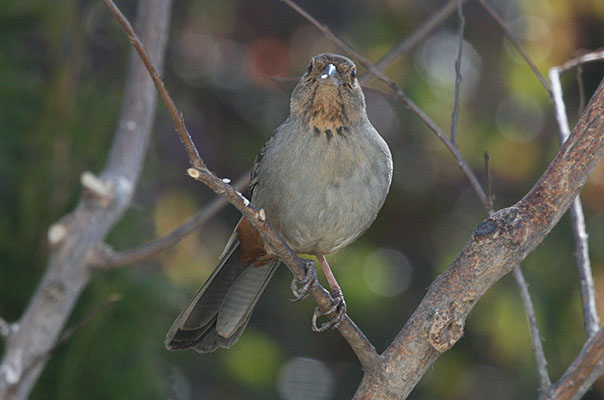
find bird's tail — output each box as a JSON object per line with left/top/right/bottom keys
{"left": 165, "top": 239, "right": 279, "bottom": 353}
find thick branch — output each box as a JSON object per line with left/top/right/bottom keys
{"left": 353, "top": 79, "right": 604, "bottom": 399}
{"left": 0, "top": 1, "right": 172, "bottom": 399}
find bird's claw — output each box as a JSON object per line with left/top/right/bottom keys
{"left": 311, "top": 290, "right": 347, "bottom": 332}
{"left": 290, "top": 260, "right": 317, "bottom": 302}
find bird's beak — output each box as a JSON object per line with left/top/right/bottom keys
{"left": 319, "top": 63, "right": 340, "bottom": 85}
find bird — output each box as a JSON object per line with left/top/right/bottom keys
{"left": 165, "top": 53, "right": 393, "bottom": 353}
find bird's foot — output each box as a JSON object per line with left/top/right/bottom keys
{"left": 290, "top": 259, "right": 317, "bottom": 302}
{"left": 311, "top": 290, "right": 347, "bottom": 332}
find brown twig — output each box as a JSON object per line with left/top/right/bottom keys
{"left": 359, "top": 0, "right": 466, "bottom": 85}
{"left": 103, "top": 0, "right": 381, "bottom": 371}
{"left": 483, "top": 151, "right": 494, "bottom": 213}
{"left": 513, "top": 268, "right": 552, "bottom": 392}
{"left": 477, "top": 0, "right": 552, "bottom": 95}
{"left": 541, "top": 326, "right": 604, "bottom": 400}
{"left": 103, "top": 0, "right": 203, "bottom": 171}
{"left": 279, "top": 0, "right": 488, "bottom": 207}
{"left": 450, "top": 0, "right": 465, "bottom": 143}
{"left": 95, "top": 173, "right": 249, "bottom": 270}
{"left": 577, "top": 66, "right": 585, "bottom": 118}
{"left": 557, "top": 48, "right": 604, "bottom": 73}
{"left": 550, "top": 64, "right": 600, "bottom": 338}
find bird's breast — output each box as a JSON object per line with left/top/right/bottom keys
{"left": 252, "top": 122, "right": 392, "bottom": 255}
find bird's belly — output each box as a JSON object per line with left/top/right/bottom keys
{"left": 260, "top": 167, "right": 386, "bottom": 255}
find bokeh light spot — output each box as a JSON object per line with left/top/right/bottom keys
{"left": 363, "top": 248, "right": 412, "bottom": 297}
{"left": 277, "top": 357, "right": 335, "bottom": 400}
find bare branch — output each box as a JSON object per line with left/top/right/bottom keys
{"left": 513, "top": 268, "right": 551, "bottom": 392}
{"left": 577, "top": 66, "right": 585, "bottom": 118}
{"left": 94, "top": 173, "right": 249, "bottom": 270}
{"left": 550, "top": 66, "right": 600, "bottom": 337}
{"left": 483, "top": 151, "right": 494, "bottom": 213}
{"left": 477, "top": 0, "right": 552, "bottom": 95}
{"left": 359, "top": 0, "right": 466, "bottom": 85}
{"left": 557, "top": 48, "right": 604, "bottom": 74}
{"left": 0, "top": 1, "right": 173, "bottom": 398}
{"left": 450, "top": 0, "right": 465, "bottom": 143}
{"left": 103, "top": 0, "right": 381, "bottom": 371}
{"left": 278, "top": 0, "right": 490, "bottom": 207}
{"left": 353, "top": 77, "right": 604, "bottom": 399}
{"left": 102, "top": 0, "right": 203, "bottom": 171}
{"left": 278, "top": 5, "right": 553, "bottom": 393}
{"left": 7, "top": 295, "right": 122, "bottom": 396}
{"left": 541, "top": 326, "right": 604, "bottom": 400}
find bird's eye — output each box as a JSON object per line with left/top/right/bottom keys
{"left": 307, "top": 62, "right": 313, "bottom": 74}
{"left": 351, "top": 68, "right": 357, "bottom": 80}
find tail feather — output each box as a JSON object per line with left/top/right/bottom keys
{"left": 216, "top": 260, "right": 279, "bottom": 337}
{"left": 165, "top": 239, "right": 279, "bottom": 353}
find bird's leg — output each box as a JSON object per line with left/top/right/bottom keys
{"left": 290, "top": 258, "right": 317, "bottom": 302}
{"left": 312, "top": 255, "right": 347, "bottom": 332}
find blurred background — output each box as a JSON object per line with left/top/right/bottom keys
{"left": 2, "top": 0, "right": 604, "bottom": 398}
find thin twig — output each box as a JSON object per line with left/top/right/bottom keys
{"left": 103, "top": 0, "right": 203, "bottom": 170}
{"left": 577, "top": 66, "right": 585, "bottom": 118}
{"left": 550, "top": 66, "right": 600, "bottom": 337}
{"left": 483, "top": 151, "right": 494, "bottom": 213}
{"left": 359, "top": 0, "right": 466, "bottom": 85}
{"left": 513, "top": 268, "right": 552, "bottom": 392}
{"left": 279, "top": 0, "right": 489, "bottom": 207}
{"left": 96, "top": 173, "right": 249, "bottom": 270}
{"left": 541, "top": 325, "right": 604, "bottom": 400}
{"left": 557, "top": 48, "right": 604, "bottom": 74}
{"left": 450, "top": 0, "right": 465, "bottom": 143}
{"left": 103, "top": 0, "right": 381, "bottom": 371}
{"left": 476, "top": 0, "right": 552, "bottom": 95}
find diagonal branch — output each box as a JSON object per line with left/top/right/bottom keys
{"left": 6, "top": 295, "right": 122, "bottom": 396}
{"left": 93, "top": 173, "right": 249, "bottom": 270}
{"left": 476, "top": 0, "right": 552, "bottom": 95}
{"left": 353, "top": 77, "right": 604, "bottom": 399}
{"left": 0, "top": 1, "right": 173, "bottom": 399}
{"left": 102, "top": 0, "right": 381, "bottom": 371}
{"left": 541, "top": 325, "right": 604, "bottom": 400}
{"left": 513, "top": 268, "right": 551, "bottom": 391}
{"left": 359, "top": 0, "right": 466, "bottom": 85}
{"left": 279, "top": 0, "right": 488, "bottom": 207}
{"left": 450, "top": 0, "right": 465, "bottom": 143}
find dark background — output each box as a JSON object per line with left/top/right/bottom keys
{"left": 2, "top": 0, "right": 604, "bottom": 398}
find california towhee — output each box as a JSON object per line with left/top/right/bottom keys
{"left": 165, "top": 53, "right": 393, "bottom": 353}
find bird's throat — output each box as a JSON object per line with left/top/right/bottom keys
{"left": 309, "top": 86, "right": 346, "bottom": 131}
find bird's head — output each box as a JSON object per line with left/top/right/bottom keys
{"left": 290, "top": 53, "right": 366, "bottom": 130}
